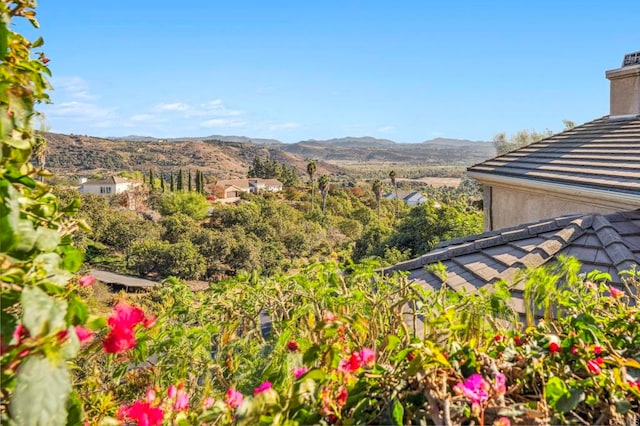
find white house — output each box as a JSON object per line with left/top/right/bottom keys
{"left": 80, "top": 176, "right": 137, "bottom": 195}
{"left": 385, "top": 190, "right": 430, "bottom": 206}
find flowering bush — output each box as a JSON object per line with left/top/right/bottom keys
{"left": 1, "top": 3, "right": 639, "bottom": 425}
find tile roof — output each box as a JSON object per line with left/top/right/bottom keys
{"left": 386, "top": 210, "right": 640, "bottom": 314}
{"left": 467, "top": 115, "right": 640, "bottom": 196}
{"left": 83, "top": 176, "right": 130, "bottom": 185}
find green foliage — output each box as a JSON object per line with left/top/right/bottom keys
{"left": 159, "top": 191, "right": 209, "bottom": 220}
{"left": 248, "top": 156, "right": 299, "bottom": 186}
{"left": 493, "top": 127, "right": 554, "bottom": 155}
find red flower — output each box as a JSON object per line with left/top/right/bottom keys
{"left": 494, "top": 334, "right": 504, "bottom": 342}
{"left": 79, "top": 275, "right": 95, "bottom": 287}
{"left": 548, "top": 342, "right": 561, "bottom": 354}
{"left": 286, "top": 340, "right": 299, "bottom": 352}
{"left": 338, "top": 353, "right": 362, "bottom": 374}
{"left": 570, "top": 345, "right": 579, "bottom": 356}
{"left": 593, "top": 345, "right": 602, "bottom": 355}
{"left": 513, "top": 336, "right": 524, "bottom": 346}
{"left": 142, "top": 315, "right": 156, "bottom": 329}
{"left": 103, "top": 326, "right": 137, "bottom": 353}
{"left": 609, "top": 286, "right": 624, "bottom": 298}
{"left": 586, "top": 358, "right": 603, "bottom": 375}
{"left": 336, "top": 386, "right": 348, "bottom": 407}
{"left": 118, "top": 401, "right": 164, "bottom": 426}
{"left": 12, "top": 324, "right": 28, "bottom": 345}
{"left": 103, "top": 301, "right": 149, "bottom": 354}
{"left": 406, "top": 352, "right": 416, "bottom": 361}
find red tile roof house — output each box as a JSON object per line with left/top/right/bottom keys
{"left": 388, "top": 51, "right": 640, "bottom": 316}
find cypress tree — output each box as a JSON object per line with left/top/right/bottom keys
{"left": 170, "top": 173, "right": 175, "bottom": 191}
{"left": 188, "top": 169, "right": 192, "bottom": 192}
{"left": 149, "top": 169, "right": 154, "bottom": 189}
{"left": 160, "top": 174, "right": 165, "bottom": 192}
{"left": 177, "top": 169, "right": 183, "bottom": 191}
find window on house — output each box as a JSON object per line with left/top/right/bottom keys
{"left": 100, "top": 186, "right": 112, "bottom": 194}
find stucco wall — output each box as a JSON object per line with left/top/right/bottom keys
{"left": 485, "top": 185, "right": 639, "bottom": 231}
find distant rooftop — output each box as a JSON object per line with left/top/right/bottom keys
{"left": 623, "top": 51, "right": 640, "bottom": 67}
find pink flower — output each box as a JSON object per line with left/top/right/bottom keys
{"left": 174, "top": 389, "right": 189, "bottom": 410}
{"left": 117, "top": 401, "right": 164, "bottom": 426}
{"left": 74, "top": 326, "right": 94, "bottom": 345}
{"left": 323, "top": 311, "right": 337, "bottom": 321}
{"left": 146, "top": 388, "right": 156, "bottom": 404}
{"left": 570, "top": 345, "right": 579, "bottom": 356}
{"left": 253, "top": 381, "right": 272, "bottom": 395}
{"left": 609, "top": 286, "right": 624, "bottom": 298}
{"left": 493, "top": 373, "right": 506, "bottom": 396}
{"left": 593, "top": 345, "right": 602, "bottom": 355}
{"left": 286, "top": 340, "right": 299, "bottom": 352}
{"left": 494, "top": 417, "right": 511, "bottom": 426}
{"left": 586, "top": 358, "right": 603, "bottom": 375}
{"left": 12, "top": 324, "right": 28, "bottom": 345}
{"left": 202, "top": 397, "right": 215, "bottom": 409}
{"left": 167, "top": 384, "right": 177, "bottom": 399}
{"left": 358, "top": 348, "right": 376, "bottom": 366}
{"left": 225, "top": 387, "right": 243, "bottom": 408}
{"left": 79, "top": 275, "right": 95, "bottom": 287}
{"left": 142, "top": 315, "right": 156, "bottom": 329}
{"left": 549, "top": 342, "right": 561, "bottom": 354}
{"left": 109, "top": 301, "right": 145, "bottom": 330}
{"left": 338, "top": 353, "right": 362, "bottom": 374}
{"left": 293, "top": 366, "right": 309, "bottom": 380}
{"left": 453, "top": 374, "right": 490, "bottom": 405}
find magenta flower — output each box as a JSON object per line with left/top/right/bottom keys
{"left": 225, "top": 387, "right": 243, "bottom": 408}
{"left": 453, "top": 374, "right": 490, "bottom": 405}
{"left": 202, "top": 397, "right": 215, "bottom": 409}
{"left": 293, "top": 366, "right": 309, "bottom": 380}
{"left": 253, "top": 381, "right": 272, "bottom": 395}
{"left": 117, "top": 401, "right": 164, "bottom": 426}
{"left": 493, "top": 373, "right": 506, "bottom": 396}
{"left": 146, "top": 387, "right": 156, "bottom": 404}
{"left": 74, "top": 326, "right": 94, "bottom": 345}
{"left": 358, "top": 348, "right": 376, "bottom": 366}
{"left": 338, "top": 353, "right": 362, "bottom": 374}
{"left": 286, "top": 340, "right": 300, "bottom": 352}
{"left": 548, "top": 342, "right": 561, "bottom": 354}
{"left": 586, "top": 357, "right": 604, "bottom": 375}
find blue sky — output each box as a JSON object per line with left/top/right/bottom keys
{"left": 25, "top": 1, "right": 640, "bottom": 142}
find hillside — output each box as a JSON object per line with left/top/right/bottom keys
{"left": 42, "top": 133, "right": 340, "bottom": 179}
{"left": 42, "top": 132, "right": 495, "bottom": 179}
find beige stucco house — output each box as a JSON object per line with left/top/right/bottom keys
{"left": 467, "top": 51, "right": 640, "bottom": 231}
{"left": 79, "top": 176, "right": 138, "bottom": 196}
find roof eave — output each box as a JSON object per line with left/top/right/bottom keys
{"left": 467, "top": 171, "right": 640, "bottom": 206}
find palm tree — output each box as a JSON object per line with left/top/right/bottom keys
{"left": 307, "top": 161, "right": 317, "bottom": 212}
{"left": 318, "top": 174, "right": 330, "bottom": 216}
{"left": 389, "top": 170, "right": 398, "bottom": 217}
{"left": 372, "top": 178, "right": 383, "bottom": 220}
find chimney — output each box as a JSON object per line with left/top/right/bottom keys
{"left": 605, "top": 51, "right": 640, "bottom": 119}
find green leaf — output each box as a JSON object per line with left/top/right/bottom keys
{"left": 59, "top": 245, "right": 84, "bottom": 272}
{"left": 302, "top": 368, "right": 325, "bottom": 381}
{"left": 545, "top": 376, "right": 568, "bottom": 408}
{"left": 556, "top": 387, "right": 585, "bottom": 413}
{"left": 0, "top": 22, "right": 7, "bottom": 59}
{"left": 614, "top": 398, "right": 631, "bottom": 414}
{"left": 385, "top": 334, "right": 401, "bottom": 352}
{"left": 391, "top": 399, "right": 404, "bottom": 426}
{"left": 9, "top": 355, "right": 71, "bottom": 426}
{"left": 65, "top": 390, "right": 84, "bottom": 426}
{"left": 22, "top": 286, "right": 67, "bottom": 337}
{"left": 35, "top": 227, "right": 60, "bottom": 252}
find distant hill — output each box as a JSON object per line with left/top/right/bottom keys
{"left": 42, "top": 132, "right": 495, "bottom": 179}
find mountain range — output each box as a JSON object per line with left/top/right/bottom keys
{"left": 43, "top": 132, "right": 495, "bottom": 179}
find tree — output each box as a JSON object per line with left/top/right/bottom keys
{"left": 160, "top": 174, "right": 165, "bottom": 192}
{"left": 177, "top": 169, "right": 184, "bottom": 191}
{"left": 318, "top": 174, "right": 330, "bottom": 216}
{"left": 170, "top": 172, "right": 175, "bottom": 191}
{"left": 188, "top": 169, "right": 192, "bottom": 192}
{"left": 307, "top": 161, "right": 317, "bottom": 212}
{"left": 372, "top": 179, "right": 383, "bottom": 220}
{"left": 159, "top": 191, "right": 210, "bottom": 220}
{"left": 149, "top": 169, "right": 154, "bottom": 190}
{"left": 389, "top": 170, "right": 398, "bottom": 217}
{"left": 493, "top": 128, "right": 554, "bottom": 155}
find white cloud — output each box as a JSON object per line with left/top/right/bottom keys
{"left": 129, "top": 114, "right": 157, "bottom": 122}
{"left": 154, "top": 102, "right": 190, "bottom": 112}
{"left": 46, "top": 101, "right": 116, "bottom": 122}
{"left": 377, "top": 125, "right": 395, "bottom": 132}
{"left": 50, "top": 76, "right": 98, "bottom": 100}
{"left": 200, "top": 118, "right": 247, "bottom": 128}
